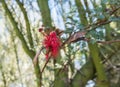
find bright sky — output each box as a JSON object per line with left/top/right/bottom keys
{"left": 0, "top": 14, "right": 4, "bottom": 34}
{"left": 0, "top": 8, "right": 8, "bottom": 44}
{"left": 0, "top": 15, "right": 5, "bottom": 39}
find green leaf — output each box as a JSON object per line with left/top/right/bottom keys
{"left": 97, "top": 14, "right": 105, "bottom": 20}
{"left": 65, "top": 28, "right": 74, "bottom": 33}
{"left": 90, "top": 39, "right": 97, "bottom": 44}
{"left": 109, "top": 17, "right": 120, "bottom": 22}
{"left": 101, "top": 0, "right": 109, "bottom": 4}
{"left": 95, "top": 7, "right": 103, "bottom": 13}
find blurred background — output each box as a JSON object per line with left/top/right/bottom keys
{"left": 0, "top": 0, "right": 120, "bottom": 87}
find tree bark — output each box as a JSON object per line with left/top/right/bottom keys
{"left": 1, "top": 0, "right": 41, "bottom": 87}
{"left": 16, "top": 0, "right": 34, "bottom": 49}
{"left": 75, "top": 0, "right": 88, "bottom": 26}
{"left": 72, "top": 59, "right": 95, "bottom": 87}
{"left": 89, "top": 43, "right": 109, "bottom": 87}
{"left": 37, "top": 0, "right": 52, "bottom": 30}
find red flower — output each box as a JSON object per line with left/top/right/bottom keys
{"left": 43, "top": 31, "right": 60, "bottom": 60}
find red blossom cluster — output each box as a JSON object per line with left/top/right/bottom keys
{"left": 39, "top": 30, "right": 60, "bottom": 60}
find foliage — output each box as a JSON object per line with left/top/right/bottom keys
{"left": 0, "top": 0, "right": 120, "bottom": 87}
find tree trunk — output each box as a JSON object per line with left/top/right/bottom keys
{"left": 74, "top": 0, "right": 109, "bottom": 86}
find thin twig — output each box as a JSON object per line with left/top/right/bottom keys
{"left": 33, "top": 47, "right": 44, "bottom": 65}
{"left": 41, "top": 55, "right": 51, "bottom": 73}
{"left": 110, "top": 6, "right": 120, "bottom": 15}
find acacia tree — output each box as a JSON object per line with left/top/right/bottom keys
{"left": 1, "top": 0, "right": 120, "bottom": 87}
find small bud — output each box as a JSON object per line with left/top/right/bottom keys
{"left": 39, "top": 28, "right": 43, "bottom": 32}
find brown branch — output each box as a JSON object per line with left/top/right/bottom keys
{"left": 110, "top": 6, "right": 120, "bottom": 15}
{"left": 61, "top": 19, "right": 110, "bottom": 47}
{"left": 61, "top": 6, "right": 120, "bottom": 47}
{"left": 61, "top": 32, "right": 73, "bottom": 47}
{"left": 41, "top": 55, "right": 51, "bottom": 73}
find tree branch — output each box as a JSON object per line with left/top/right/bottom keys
{"left": 37, "top": 0, "right": 52, "bottom": 30}
{"left": 62, "top": 5, "right": 120, "bottom": 46}
{"left": 1, "top": 0, "right": 35, "bottom": 58}
{"left": 89, "top": 43, "right": 109, "bottom": 87}
{"left": 16, "top": 0, "right": 34, "bottom": 48}
{"left": 72, "top": 58, "right": 95, "bottom": 87}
